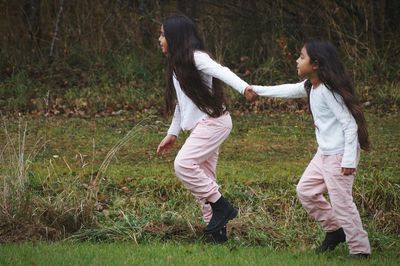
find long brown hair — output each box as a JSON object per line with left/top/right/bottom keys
{"left": 304, "top": 39, "right": 370, "bottom": 150}
{"left": 162, "top": 15, "right": 225, "bottom": 117}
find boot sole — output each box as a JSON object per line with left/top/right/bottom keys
{"left": 316, "top": 239, "right": 346, "bottom": 253}
{"left": 203, "top": 208, "right": 238, "bottom": 234}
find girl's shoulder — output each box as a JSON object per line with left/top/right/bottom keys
{"left": 319, "top": 83, "right": 344, "bottom": 102}
{"left": 194, "top": 50, "right": 207, "bottom": 55}
{"left": 193, "top": 50, "right": 216, "bottom": 68}
{"left": 193, "top": 50, "right": 210, "bottom": 60}
{"left": 318, "top": 83, "right": 329, "bottom": 92}
{"left": 317, "top": 83, "right": 335, "bottom": 96}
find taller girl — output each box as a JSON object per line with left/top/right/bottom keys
{"left": 156, "top": 15, "right": 254, "bottom": 241}
{"left": 252, "top": 39, "right": 371, "bottom": 258}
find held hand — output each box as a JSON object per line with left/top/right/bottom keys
{"left": 244, "top": 86, "right": 258, "bottom": 102}
{"left": 341, "top": 167, "right": 356, "bottom": 175}
{"left": 157, "top": 134, "right": 177, "bottom": 155}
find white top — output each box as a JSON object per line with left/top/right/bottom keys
{"left": 167, "top": 51, "right": 249, "bottom": 136}
{"left": 253, "top": 81, "right": 359, "bottom": 168}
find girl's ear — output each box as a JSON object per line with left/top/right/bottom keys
{"left": 312, "top": 60, "right": 319, "bottom": 70}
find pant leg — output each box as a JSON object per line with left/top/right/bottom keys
{"left": 199, "top": 149, "right": 219, "bottom": 223}
{"left": 174, "top": 113, "right": 232, "bottom": 216}
{"left": 296, "top": 152, "right": 342, "bottom": 232}
{"left": 323, "top": 154, "right": 371, "bottom": 254}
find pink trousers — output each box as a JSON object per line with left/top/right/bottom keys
{"left": 174, "top": 113, "right": 232, "bottom": 223}
{"left": 296, "top": 151, "right": 371, "bottom": 254}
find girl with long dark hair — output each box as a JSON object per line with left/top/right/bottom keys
{"left": 156, "top": 15, "right": 255, "bottom": 242}
{"left": 250, "top": 39, "right": 370, "bottom": 258}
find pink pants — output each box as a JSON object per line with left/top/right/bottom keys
{"left": 174, "top": 113, "right": 232, "bottom": 223}
{"left": 296, "top": 151, "right": 371, "bottom": 254}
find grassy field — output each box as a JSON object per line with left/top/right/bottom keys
{"left": 1, "top": 242, "right": 400, "bottom": 266}
{"left": 0, "top": 110, "right": 399, "bottom": 264}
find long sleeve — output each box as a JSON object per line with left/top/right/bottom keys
{"left": 167, "top": 104, "right": 182, "bottom": 137}
{"left": 194, "top": 52, "right": 249, "bottom": 94}
{"left": 322, "top": 89, "right": 358, "bottom": 168}
{"left": 253, "top": 81, "right": 307, "bottom": 99}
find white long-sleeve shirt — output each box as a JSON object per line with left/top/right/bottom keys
{"left": 167, "top": 51, "right": 249, "bottom": 136}
{"left": 253, "top": 81, "right": 359, "bottom": 168}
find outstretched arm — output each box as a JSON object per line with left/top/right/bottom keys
{"left": 194, "top": 51, "right": 249, "bottom": 94}
{"left": 252, "top": 81, "right": 307, "bottom": 99}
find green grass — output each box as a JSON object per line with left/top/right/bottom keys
{"left": 0, "top": 242, "right": 399, "bottom": 266}
{"left": 0, "top": 111, "right": 399, "bottom": 257}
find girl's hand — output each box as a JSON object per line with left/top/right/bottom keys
{"left": 244, "top": 86, "right": 258, "bottom": 102}
{"left": 341, "top": 167, "right": 356, "bottom": 175}
{"left": 157, "top": 134, "right": 177, "bottom": 155}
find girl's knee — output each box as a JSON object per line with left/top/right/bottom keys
{"left": 173, "top": 156, "right": 183, "bottom": 175}
{"left": 296, "top": 182, "right": 313, "bottom": 199}
{"left": 174, "top": 156, "right": 192, "bottom": 176}
{"left": 296, "top": 183, "right": 306, "bottom": 197}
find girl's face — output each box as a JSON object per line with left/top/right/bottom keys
{"left": 296, "top": 46, "right": 317, "bottom": 77}
{"left": 158, "top": 25, "right": 168, "bottom": 55}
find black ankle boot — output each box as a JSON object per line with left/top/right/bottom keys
{"left": 209, "top": 226, "right": 228, "bottom": 243}
{"left": 203, "top": 196, "right": 237, "bottom": 234}
{"left": 317, "top": 228, "right": 346, "bottom": 253}
{"left": 349, "top": 253, "right": 370, "bottom": 259}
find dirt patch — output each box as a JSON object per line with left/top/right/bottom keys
{"left": 0, "top": 221, "right": 63, "bottom": 243}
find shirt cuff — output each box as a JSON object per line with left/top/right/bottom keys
{"left": 167, "top": 128, "right": 180, "bottom": 137}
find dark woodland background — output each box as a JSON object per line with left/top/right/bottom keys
{"left": 1, "top": 0, "right": 399, "bottom": 114}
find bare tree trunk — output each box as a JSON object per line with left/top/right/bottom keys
{"left": 49, "top": 0, "right": 64, "bottom": 61}
{"left": 23, "top": 0, "right": 41, "bottom": 54}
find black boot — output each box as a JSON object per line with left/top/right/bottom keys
{"left": 317, "top": 228, "right": 346, "bottom": 253}
{"left": 203, "top": 196, "right": 237, "bottom": 234}
{"left": 209, "top": 226, "right": 228, "bottom": 243}
{"left": 349, "top": 253, "right": 370, "bottom": 259}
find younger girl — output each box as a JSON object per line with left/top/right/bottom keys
{"left": 156, "top": 15, "right": 255, "bottom": 242}
{"left": 251, "top": 39, "right": 371, "bottom": 258}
